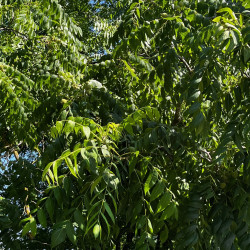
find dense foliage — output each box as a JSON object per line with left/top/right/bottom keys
{"left": 0, "top": 0, "right": 249, "bottom": 249}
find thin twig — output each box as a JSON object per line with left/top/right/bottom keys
{"left": 198, "top": 148, "right": 212, "bottom": 162}
{"left": 171, "top": 41, "right": 193, "bottom": 73}
{"left": 177, "top": 55, "right": 193, "bottom": 73}
{"left": 30, "top": 240, "right": 50, "bottom": 246}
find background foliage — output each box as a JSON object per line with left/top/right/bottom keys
{"left": 0, "top": 0, "right": 249, "bottom": 249}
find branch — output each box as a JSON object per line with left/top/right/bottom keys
{"left": 177, "top": 55, "right": 193, "bottom": 73}
{"left": 243, "top": 72, "right": 250, "bottom": 78}
{"left": 0, "top": 27, "right": 28, "bottom": 39}
{"left": 30, "top": 240, "right": 50, "bottom": 246}
{"left": 171, "top": 102, "right": 183, "bottom": 126}
{"left": 171, "top": 41, "right": 193, "bottom": 73}
{"left": 198, "top": 148, "right": 212, "bottom": 162}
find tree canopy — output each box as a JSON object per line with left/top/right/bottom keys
{"left": 0, "top": 0, "right": 249, "bottom": 249}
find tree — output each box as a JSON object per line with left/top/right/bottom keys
{"left": 0, "top": 0, "right": 249, "bottom": 249}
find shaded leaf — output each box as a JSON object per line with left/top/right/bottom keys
{"left": 74, "top": 209, "right": 84, "bottom": 231}
{"left": 37, "top": 208, "right": 47, "bottom": 228}
{"left": 156, "top": 191, "right": 172, "bottom": 213}
{"left": 104, "top": 201, "right": 115, "bottom": 223}
{"left": 66, "top": 221, "right": 77, "bottom": 245}
{"left": 150, "top": 180, "right": 165, "bottom": 202}
{"left": 51, "top": 228, "right": 66, "bottom": 248}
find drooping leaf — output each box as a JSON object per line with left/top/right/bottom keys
{"left": 66, "top": 221, "right": 77, "bottom": 245}
{"left": 100, "top": 212, "right": 110, "bottom": 236}
{"left": 91, "top": 176, "right": 102, "bottom": 195}
{"left": 22, "top": 222, "right": 31, "bottom": 237}
{"left": 160, "top": 225, "right": 169, "bottom": 244}
{"left": 81, "top": 126, "right": 91, "bottom": 139}
{"left": 37, "top": 208, "right": 47, "bottom": 228}
{"left": 156, "top": 191, "right": 172, "bottom": 213}
{"left": 51, "top": 228, "right": 66, "bottom": 248}
{"left": 30, "top": 217, "right": 37, "bottom": 237}
{"left": 74, "top": 209, "right": 85, "bottom": 231}
{"left": 65, "top": 157, "right": 77, "bottom": 177}
{"left": 150, "top": 180, "right": 165, "bottom": 202}
{"left": 45, "top": 197, "right": 54, "bottom": 222}
{"left": 104, "top": 201, "right": 115, "bottom": 223}
{"left": 160, "top": 202, "right": 176, "bottom": 221}
{"left": 144, "top": 170, "right": 158, "bottom": 195}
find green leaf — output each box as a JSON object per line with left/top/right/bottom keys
{"left": 52, "top": 160, "right": 60, "bottom": 183}
{"left": 93, "top": 224, "right": 101, "bottom": 239}
{"left": 48, "top": 169, "right": 54, "bottom": 184}
{"left": 91, "top": 176, "right": 102, "bottom": 195}
{"left": 144, "top": 170, "right": 158, "bottom": 195}
{"left": 160, "top": 202, "right": 176, "bottom": 220}
{"left": 19, "top": 217, "right": 32, "bottom": 226}
{"left": 85, "top": 211, "right": 99, "bottom": 236}
{"left": 124, "top": 123, "right": 134, "bottom": 135}
{"left": 225, "top": 93, "right": 233, "bottom": 112}
{"left": 66, "top": 221, "right": 77, "bottom": 245}
{"left": 104, "top": 201, "right": 115, "bottom": 223}
{"left": 187, "top": 102, "right": 200, "bottom": 114}
{"left": 37, "top": 208, "right": 47, "bottom": 228}
{"left": 234, "top": 133, "right": 244, "bottom": 153}
{"left": 144, "top": 174, "right": 152, "bottom": 195}
{"left": 51, "top": 127, "right": 58, "bottom": 138}
{"left": 42, "top": 162, "right": 53, "bottom": 181}
{"left": 214, "top": 137, "right": 231, "bottom": 156}
{"left": 217, "top": 7, "right": 237, "bottom": 23}
{"left": 61, "top": 149, "right": 71, "bottom": 158}
{"left": 191, "top": 112, "right": 205, "bottom": 128}
{"left": 85, "top": 153, "right": 98, "bottom": 174}
{"left": 65, "top": 157, "right": 77, "bottom": 177}
{"left": 103, "top": 170, "right": 119, "bottom": 189}
{"left": 22, "top": 222, "right": 30, "bottom": 237}
{"left": 234, "top": 86, "right": 242, "bottom": 105}
{"left": 56, "top": 121, "right": 64, "bottom": 134}
{"left": 136, "top": 8, "right": 140, "bottom": 18}
{"left": 156, "top": 191, "right": 172, "bottom": 213}
{"left": 63, "top": 177, "right": 72, "bottom": 196}
{"left": 88, "top": 201, "right": 102, "bottom": 217}
{"left": 136, "top": 215, "right": 147, "bottom": 230}
{"left": 145, "top": 200, "right": 154, "bottom": 214}
{"left": 107, "top": 190, "right": 118, "bottom": 213}
{"left": 160, "top": 225, "right": 169, "bottom": 243}
{"left": 81, "top": 126, "right": 90, "bottom": 139}
{"left": 221, "top": 232, "right": 235, "bottom": 249}
{"left": 45, "top": 197, "right": 54, "bottom": 222}
{"left": 101, "top": 212, "right": 110, "bottom": 236}
{"left": 64, "top": 120, "right": 75, "bottom": 137}
{"left": 243, "top": 46, "right": 250, "bottom": 63}
{"left": 129, "top": 152, "right": 139, "bottom": 176}
{"left": 51, "top": 228, "right": 66, "bottom": 248}
{"left": 189, "top": 90, "right": 201, "bottom": 101}
{"left": 147, "top": 218, "right": 153, "bottom": 233}
{"left": 101, "top": 145, "right": 110, "bottom": 158}
{"left": 54, "top": 187, "right": 63, "bottom": 206}
{"left": 122, "top": 60, "right": 139, "bottom": 81}
{"left": 30, "top": 217, "right": 37, "bottom": 237}
{"left": 150, "top": 180, "right": 165, "bottom": 202}
{"left": 74, "top": 209, "right": 84, "bottom": 231}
